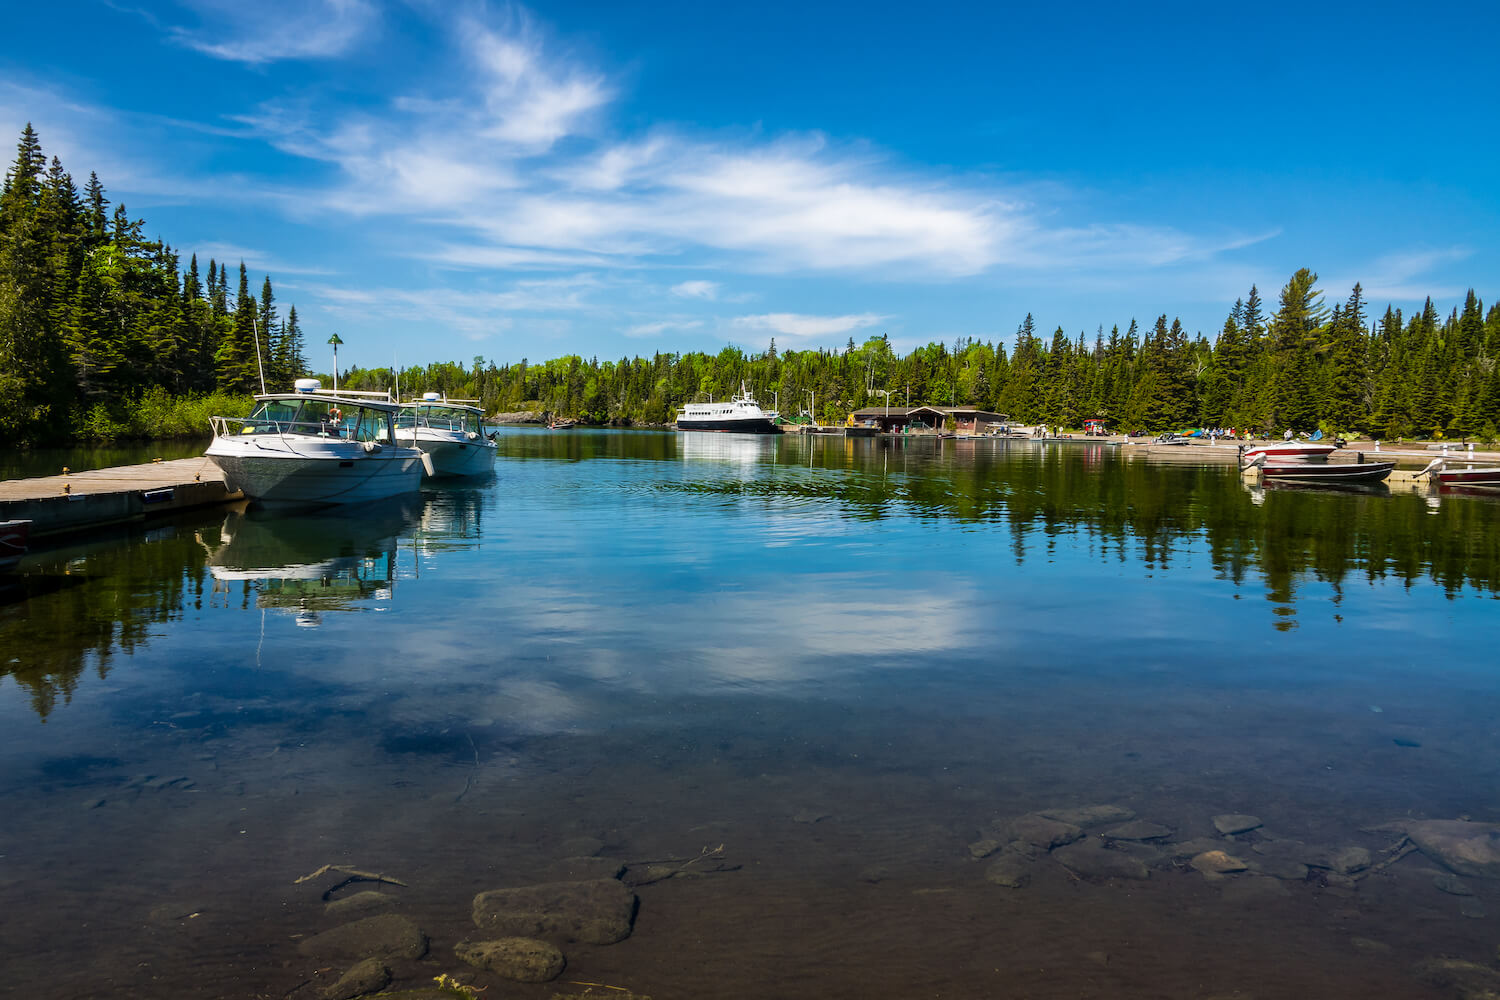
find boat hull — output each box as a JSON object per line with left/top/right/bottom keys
{"left": 676, "top": 418, "right": 779, "bottom": 433}
{"left": 207, "top": 447, "right": 424, "bottom": 505}
{"left": 1242, "top": 442, "right": 1338, "bottom": 463}
{"left": 0, "top": 519, "right": 32, "bottom": 573}
{"left": 1436, "top": 467, "right": 1500, "bottom": 488}
{"left": 1259, "top": 461, "right": 1394, "bottom": 484}
{"left": 397, "top": 431, "right": 498, "bottom": 478}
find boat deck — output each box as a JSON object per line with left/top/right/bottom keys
{"left": 0, "top": 457, "right": 240, "bottom": 539}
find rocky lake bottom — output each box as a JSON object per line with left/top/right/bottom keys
{"left": 4, "top": 432, "right": 1500, "bottom": 998}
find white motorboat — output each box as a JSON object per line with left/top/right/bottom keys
{"left": 395, "top": 393, "right": 497, "bottom": 478}
{"left": 1240, "top": 440, "right": 1342, "bottom": 463}
{"left": 205, "top": 380, "right": 428, "bottom": 506}
{"left": 675, "top": 382, "right": 779, "bottom": 434}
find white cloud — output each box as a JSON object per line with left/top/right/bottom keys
{"left": 624, "top": 319, "right": 703, "bottom": 338}
{"left": 168, "top": 0, "right": 375, "bottom": 64}
{"left": 188, "top": 243, "right": 337, "bottom": 276}
{"left": 671, "top": 280, "right": 719, "bottom": 300}
{"left": 299, "top": 275, "right": 600, "bottom": 338}
{"left": 1339, "top": 247, "right": 1474, "bottom": 303}
{"left": 731, "top": 312, "right": 884, "bottom": 340}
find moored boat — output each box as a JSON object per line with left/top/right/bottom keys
{"left": 205, "top": 380, "right": 427, "bottom": 506}
{"left": 1241, "top": 440, "right": 1343, "bottom": 463}
{"left": 676, "top": 382, "right": 779, "bottom": 434}
{"left": 1433, "top": 464, "right": 1500, "bottom": 489}
{"left": 0, "top": 519, "right": 32, "bottom": 573}
{"left": 396, "top": 393, "right": 497, "bottom": 478}
{"left": 1242, "top": 451, "right": 1393, "bottom": 484}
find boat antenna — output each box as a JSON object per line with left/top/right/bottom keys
{"left": 250, "top": 309, "right": 267, "bottom": 394}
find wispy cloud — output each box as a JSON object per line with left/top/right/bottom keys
{"left": 168, "top": 0, "right": 375, "bottom": 64}
{"left": 299, "top": 274, "right": 601, "bottom": 338}
{"left": 731, "top": 312, "right": 884, "bottom": 340}
{"left": 1340, "top": 247, "right": 1473, "bottom": 303}
{"left": 189, "top": 243, "right": 337, "bottom": 276}
{"left": 671, "top": 280, "right": 719, "bottom": 300}
{"left": 625, "top": 318, "right": 703, "bottom": 338}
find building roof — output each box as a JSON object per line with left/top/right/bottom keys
{"left": 849, "top": 405, "right": 1009, "bottom": 422}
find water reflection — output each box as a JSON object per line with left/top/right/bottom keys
{"left": 198, "top": 499, "right": 419, "bottom": 619}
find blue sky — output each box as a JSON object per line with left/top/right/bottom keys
{"left": 4, "top": 1, "right": 1497, "bottom": 371}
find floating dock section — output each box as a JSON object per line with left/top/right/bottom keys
{"left": 0, "top": 456, "right": 240, "bottom": 539}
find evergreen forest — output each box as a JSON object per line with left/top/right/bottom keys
{"left": 5, "top": 124, "right": 1500, "bottom": 445}
{"left": 0, "top": 125, "right": 307, "bottom": 443}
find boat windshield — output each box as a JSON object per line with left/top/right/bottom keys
{"left": 397, "top": 406, "right": 479, "bottom": 434}
{"left": 240, "top": 399, "right": 392, "bottom": 443}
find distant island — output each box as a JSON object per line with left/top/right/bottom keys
{"left": 3, "top": 125, "right": 1497, "bottom": 445}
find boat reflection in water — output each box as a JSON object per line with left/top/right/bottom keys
{"left": 678, "top": 431, "right": 778, "bottom": 467}
{"left": 198, "top": 497, "right": 421, "bottom": 624}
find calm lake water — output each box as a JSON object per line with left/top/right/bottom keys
{"left": 2, "top": 430, "right": 1499, "bottom": 999}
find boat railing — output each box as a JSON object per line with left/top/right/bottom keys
{"left": 211, "top": 414, "right": 387, "bottom": 443}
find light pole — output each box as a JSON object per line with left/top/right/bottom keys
{"left": 327, "top": 333, "right": 343, "bottom": 392}
{"left": 874, "top": 388, "right": 891, "bottom": 430}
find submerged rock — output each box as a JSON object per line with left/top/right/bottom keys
{"left": 1414, "top": 957, "right": 1500, "bottom": 995}
{"left": 1327, "top": 846, "right": 1371, "bottom": 875}
{"left": 1053, "top": 840, "right": 1150, "bottom": 880}
{"left": 325, "top": 891, "right": 395, "bottom": 920}
{"left": 455, "top": 937, "right": 566, "bottom": 982}
{"left": 1191, "top": 850, "right": 1249, "bottom": 875}
{"left": 1169, "top": 837, "right": 1229, "bottom": 859}
{"left": 984, "top": 853, "right": 1034, "bottom": 888}
{"left": 1433, "top": 873, "right": 1475, "bottom": 896}
{"left": 472, "top": 878, "right": 637, "bottom": 945}
{"left": 1246, "top": 857, "right": 1308, "bottom": 881}
{"left": 1038, "top": 805, "right": 1135, "bottom": 828}
{"left": 1007, "top": 813, "right": 1084, "bottom": 849}
{"left": 968, "top": 838, "right": 1002, "bottom": 859}
{"left": 1212, "top": 814, "right": 1263, "bottom": 836}
{"left": 297, "top": 914, "right": 427, "bottom": 962}
{"left": 1101, "top": 820, "right": 1173, "bottom": 842}
{"left": 1399, "top": 820, "right": 1500, "bottom": 879}
{"left": 321, "top": 958, "right": 390, "bottom": 1000}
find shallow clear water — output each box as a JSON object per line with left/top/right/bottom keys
{"left": 2, "top": 430, "right": 1498, "bottom": 998}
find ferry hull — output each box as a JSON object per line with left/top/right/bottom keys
{"left": 675, "top": 418, "right": 779, "bottom": 434}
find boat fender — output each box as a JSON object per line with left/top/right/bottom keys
{"left": 467, "top": 431, "right": 478, "bottom": 440}
{"left": 362, "top": 440, "right": 382, "bottom": 454}
{"left": 420, "top": 452, "right": 435, "bottom": 477}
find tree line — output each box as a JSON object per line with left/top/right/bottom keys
{"left": 0, "top": 125, "right": 307, "bottom": 443}
{"left": 351, "top": 274, "right": 1500, "bottom": 440}
{"left": 6, "top": 124, "right": 1499, "bottom": 444}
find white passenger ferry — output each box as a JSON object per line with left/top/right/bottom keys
{"left": 675, "top": 382, "right": 779, "bottom": 434}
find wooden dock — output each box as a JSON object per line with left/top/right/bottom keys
{"left": 0, "top": 456, "right": 241, "bottom": 539}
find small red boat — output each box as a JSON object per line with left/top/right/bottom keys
{"left": 0, "top": 519, "right": 32, "bottom": 573}
{"left": 1241, "top": 440, "right": 1342, "bottom": 463}
{"left": 1433, "top": 465, "right": 1500, "bottom": 489}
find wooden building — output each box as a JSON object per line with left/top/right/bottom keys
{"left": 848, "top": 405, "right": 1010, "bottom": 434}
